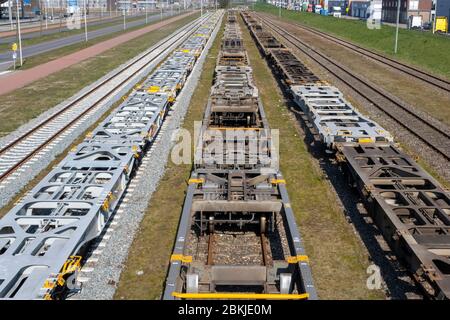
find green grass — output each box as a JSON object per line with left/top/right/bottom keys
{"left": 0, "top": 13, "right": 197, "bottom": 138}
{"left": 255, "top": 2, "right": 450, "bottom": 79}
{"left": 0, "top": 14, "right": 153, "bottom": 54}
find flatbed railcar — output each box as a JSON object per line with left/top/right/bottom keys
{"left": 218, "top": 14, "right": 249, "bottom": 66}
{"left": 0, "top": 12, "right": 221, "bottom": 300}
{"left": 341, "top": 144, "right": 450, "bottom": 299}
{"left": 163, "top": 10, "right": 317, "bottom": 300}
{"left": 269, "top": 48, "right": 323, "bottom": 86}
{"left": 241, "top": 13, "right": 284, "bottom": 56}
{"left": 242, "top": 11, "right": 450, "bottom": 300}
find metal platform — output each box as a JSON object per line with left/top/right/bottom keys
{"left": 341, "top": 144, "right": 450, "bottom": 299}
{"left": 163, "top": 170, "right": 316, "bottom": 300}
{"left": 269, "top": 48, "right": 322, "bottom": 85}
{"left": 291, "top": 84, "right": 393, "bottom": 149}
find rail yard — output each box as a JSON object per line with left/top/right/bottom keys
{"left": 0, "top": 1, "right": 449, "bottom": 305}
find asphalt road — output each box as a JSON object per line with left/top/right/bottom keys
{"left": 0, "top": 11, "right": 180, "bottom": 71}
{"left": 0, "top": 13, "right": 112, "bottom": 31}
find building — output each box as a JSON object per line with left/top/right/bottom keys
{"left": 350, "top": 0, "right": 370, "bottom": 18}
{"left": 382, "top": 0, "right": 433, "bottom": 24}
{"left": 435, "top": 0, "right": 450, "bottom": 21}
{"left": 408, "top": 0, "right": 433, "bottom": 23}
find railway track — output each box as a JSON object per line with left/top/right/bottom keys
{"left": 258, "top": 15, "right": 450, "bottom": 162}
{"left": 0, "top": 16, "right": 208, "bottom": 186}
{"left": 0, "top": 12, "right": 221, "bottom": 300}
{"left": 257, "top": 13, "right": 450, "bottom": 94}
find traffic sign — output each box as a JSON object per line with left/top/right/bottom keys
{"left": 12, "top": 52, "right": 17, "bottom": 60}
{"left": 12, "top": 43, "right": 17, "bottom": 52}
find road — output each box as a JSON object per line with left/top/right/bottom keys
{"left": 0, "top": 14, "right": 135, "bottom": 44}
{"left": 0, "top": 12, "right": 138, "bottom": 33}
{"left": 0, "top": 11, "right": 181, "bottom": 71}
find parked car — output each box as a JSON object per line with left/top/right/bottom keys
{"left": 422, "top": 22, "right": 432, "bottom": 30}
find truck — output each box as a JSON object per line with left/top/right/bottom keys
{"left": 366, "top": 1, "right": 382, "bottom": 29}
{"left": 331, "top": 6, "right": 341, "bottom": 17}
{"left": 408, "top": 15, "right": 423, "bottom": 29}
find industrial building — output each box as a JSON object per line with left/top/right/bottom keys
{"left": 434, "top": 0, "right": 450, "bottom": 21}
{"left": 381, "top": 0, "right": 433, "bottom": 23}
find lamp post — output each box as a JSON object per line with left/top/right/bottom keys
{"left": 394, "top": 0, "right": 401, "bottom": 53}
{"left": 39, "top": 0, "right": 43, "bottom": 36}
{"left": 83, "top": 0, "right": 88, "bottom": 41}
{"left": 51, "top": 0, "right": 54, "bottom": 23}
{"left": 8, "top": 0, "right": 13, "bottom": 30}
{"left": 15, "top": 0, "right": 23, "bottom": 66}
{"left": 123, "top": 9, "right": 126, "bottom": 29}
{"left": 59, "top": 0, "right": 62, "bottom": 32}
{"left": 45, "top": 0, "right": 48, "bottom": 29}
{"left": 145, "top": 1, "right": 148, "bottom": 23}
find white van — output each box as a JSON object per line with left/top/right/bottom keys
{"left": 332, "top": 6, "right": 342, "bottom": 18}
{"left": 314, "top": 4, "right": 322, "bottom": 14}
